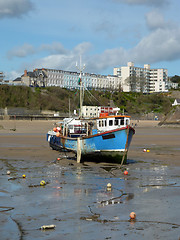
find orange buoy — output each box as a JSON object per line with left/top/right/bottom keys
{"left": 57, "top": 157, "right": 61, "bottom": 161}
{"left": 124, "top": 170, "right": 128, "bottom": 175}
{"left": 56, "top": 132, "right": 60, "bottom": 137}
{"left": 53, "top": 127, "right": 57, "bottom": 132}
{"left": 129, "top": 212, "right": 136, "bottom": 220}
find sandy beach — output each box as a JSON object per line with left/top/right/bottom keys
{"left": 0, "top": 119, "right": 180, "bottom": 239}
{"left": 0, "top": 119, "right": 179, "bottom": 165}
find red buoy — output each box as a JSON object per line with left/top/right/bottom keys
{"left": 53, "top": 127, "right": 57, "bottom": 132}
{"left": 124, "top": 170, "right": 128, "bottom": 175}
{"left": 129, "top": 212, "right": 136, "bottom": 220}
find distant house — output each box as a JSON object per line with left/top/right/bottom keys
{"left": 13, "top": 77, "right": 23, "bottom": 85}
{"left": 172, "top": 99, "right": 180, "bottom": 106}
{"left": 20, "top": 69, "right": 47, "bottom": 87}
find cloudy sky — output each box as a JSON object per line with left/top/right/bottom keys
{"left": 1, "top": 0, "right": 180, "bottom": 80}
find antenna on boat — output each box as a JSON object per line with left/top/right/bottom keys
{"left": 76, "top": 55, "right": 86, "bottom": 118}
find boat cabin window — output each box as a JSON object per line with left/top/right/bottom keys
{"left": 121, "top": 119, "right": 124, "bottom": 125}
{"left": 115, "top": 119, "right": 119, "bottom": 126}
{"left": 109, "top": 120, "right": 113, "bottom": 126}
{"left": 126, "top": 119, "right": 129, "bottom": 125}
{"left": 98, "top": 119, "right": 107, "bottom": 128}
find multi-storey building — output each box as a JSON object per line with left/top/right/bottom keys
{"left": 19, "top": 68, "right": 121, "bottom": 91}
{"left": 0, "top": 71, "right": 4, "bottom": 84}
{"left": 114, "top": 62, "right": 168, "bottom": 93}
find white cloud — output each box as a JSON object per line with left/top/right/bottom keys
{"left": 86, "top": 48, "right": 128, "bottom": 73}
{"left": 130, "top": 27, "right": 180, "bottom": 63}
{"left": 7, "top": 43, "right": 35, "bottom": 59}
{"left": 112, "top": 0, "right": 169, "bottom": 7}
{"left": 73, "top": 42, "right": 93, "bottom": 55}
{"left": 145, "top": 10, "right": 172, "bottom": 30}
{"left": 85, "top": 26, "right": 180, "bottom": 72}
{"left": 12, "top": 26, "right": 180, "bottom": 75}
{"left": 0, "top": 0, "right": 34, "bottom": 19}
{"left": 39, "top": 42, "right": 68, "bottom": 55}
{"left": 29, "top": 42, "right": 93, "bottom": 71}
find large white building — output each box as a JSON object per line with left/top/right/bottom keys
{"left": 114, "top": 62, "right": 168, "bottom": 93}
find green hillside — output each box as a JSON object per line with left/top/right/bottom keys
{"left": 0, "top": 85, "right": 175, "bottom": 116}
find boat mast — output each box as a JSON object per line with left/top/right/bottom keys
{"left": 76, "top": 56, "right": 85, "bottom": 118}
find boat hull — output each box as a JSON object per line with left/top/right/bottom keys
{"left": 47, "top": 126, "right": 135, "bottom": 163}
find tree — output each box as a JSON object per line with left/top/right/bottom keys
{"left": 125, "top": 75, "right": 147, "bottom": 93}
{"left": 170, "top": 75, "right": 180, "bottom": 88}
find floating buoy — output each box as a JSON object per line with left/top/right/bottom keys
{"left": 40, "top": 224, "right": 56, "bottom": 230}
{"left": 143, "top": 149, "right": 146, "bottom": 152}
{"left": 56, "top": 132, "right": 60, "bottom": 137}
{"left": 57, "top": 157, "right": 61, "bottom": 161}
{"left": 7, "top": 170, "right": 11, "bottom": 175}
{"left": 129, "top": 212, "right": 136, "bottom": 220}
{"left": 147, "top": 149, "right": 150, "bottom": 152}
{"left": 107, "top": 183, "right": 112, "bottom": 191}
{"left": 53, "top": 127, "right": 57, "bottom": 132}
{"left": 124, "top": 170, "right": 128, "bottom": 175}
{"left": 22, "top": 174, "right": 26, "bottom": 178}
{"left": 40, "top": 180, "right": 46, "bottom": 186}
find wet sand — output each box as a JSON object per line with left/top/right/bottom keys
{"left": 0, "top": 120, "right": 180, "bottom": 239}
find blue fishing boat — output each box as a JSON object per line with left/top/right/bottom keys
{"left": 47, "top": 113, "right": 135, "bottom": 163}
{"left": 46, "top": 60, "right": 135, "bottom": 163}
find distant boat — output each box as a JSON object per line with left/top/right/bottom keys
{"left": 46, "top": 60, "right": 135, "bottom": 163}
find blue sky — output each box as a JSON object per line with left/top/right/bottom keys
{"left": 1, "top": 0, "right": 180, "bottom": 80}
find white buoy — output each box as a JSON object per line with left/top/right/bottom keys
{"left": 41, "top": 225, "right": 56, "bottom": 230}
{"left": 107, "top": 183, "right": 112, "bottom": 191}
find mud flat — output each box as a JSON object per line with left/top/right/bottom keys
{"left": 0, "top": 120, "right": 180, "bottom": 239}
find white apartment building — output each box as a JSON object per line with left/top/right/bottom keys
{"left": 114, "top": 62, "right": 168, "bottom": 93}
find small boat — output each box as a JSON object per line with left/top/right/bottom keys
{"left": 47, "top": 112, "right": 135, "bottom": 163}
{"left": 46, "top": 60, "right": 135, "bottom": 163}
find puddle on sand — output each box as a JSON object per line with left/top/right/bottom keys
{"left": 0, "top": 189, "right": 9, "bottom": 197}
